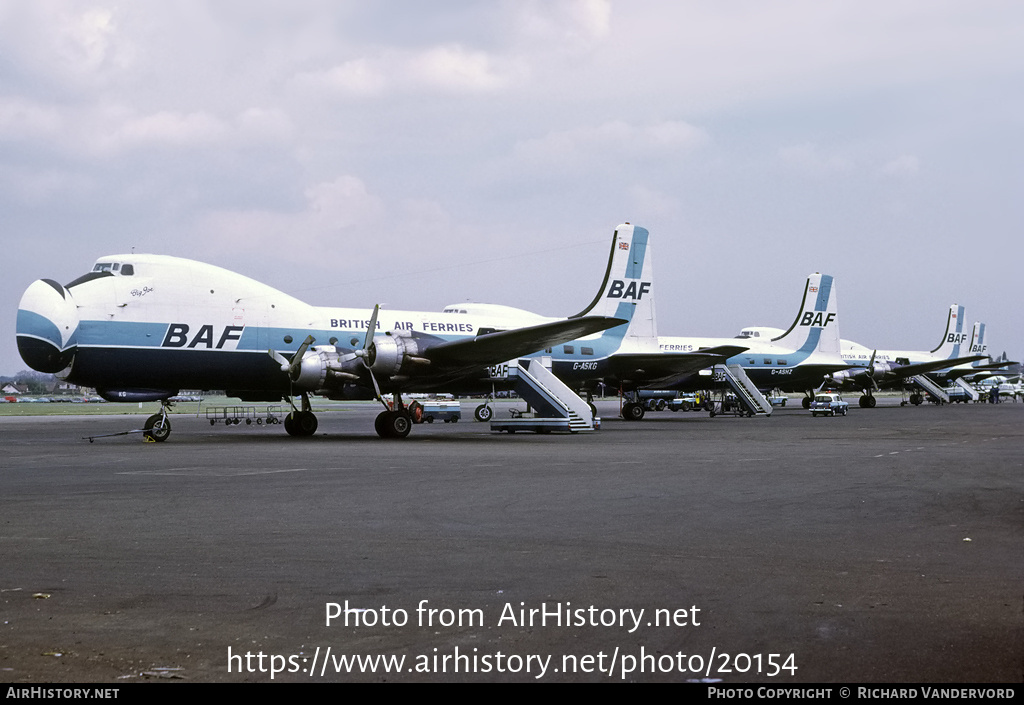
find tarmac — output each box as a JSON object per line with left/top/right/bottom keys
{"left": 1, "top": 399, "right": 1021, "bottom": 683}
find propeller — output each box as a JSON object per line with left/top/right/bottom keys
{"left": 866, "top": 350, "right": 880, "bottom": 390}
{"left": 354, "top": 305, "right": 385, "bottom": 403}
{"left": 269, "top": 335, "right": 316, "bottom": 383}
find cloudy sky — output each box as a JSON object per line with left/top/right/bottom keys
{"left": 3, "top": 0, "right": 1022, "bottom": 376}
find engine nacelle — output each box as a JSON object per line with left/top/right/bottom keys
{"left": 831, "top": 362, "right": 892, "bottom": 387}
{"left": 291, "top": 346, "right": 363, "bottom": 391}
{"left": 869, "top": 362, "right": 892, "bottom": 378}
{"left": 292, "top": 349, "right": 331, "bottom": 390}
{"left": 367, "top": 333, "right": 427, "bottom": 378}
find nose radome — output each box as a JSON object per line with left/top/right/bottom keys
{"left": 16, "top": 279, "right": 80, "bottom": 373}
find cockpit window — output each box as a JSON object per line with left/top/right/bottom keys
{"left": 91, "top": 262, "right": 134, "bottom": 276}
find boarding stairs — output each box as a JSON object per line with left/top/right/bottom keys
{"left": 498, "top": 358, "right": 597, "bottom": 433}
{"left": 910, "top": 374, "right": 950, "bottom": 403}
{"left": 954, "top": 376, "right": 980, "bottom": 401}
{"left": 714, "top": 364, "right": 773, "bottom": 416}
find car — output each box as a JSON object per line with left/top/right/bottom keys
{"left": 809, "top": 393, "right": 849, "bottom": 417}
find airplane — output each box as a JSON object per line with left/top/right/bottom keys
{"left": 445, "top": 231, "right": 847, "bottom": 418}
{"left": 825, "top": 304, "right": 987, "bottom": 407}
{"left": 15, "top": 249, "right": 628, "bottom": 440}
{"left": 441, "top": 223, "right": 749, "bottom": 420}
{"left": 648, "top": 272, "right": 848, "bottom": 413}
{"left": 941, "top": 322, "right": 1019, "bottom": 382}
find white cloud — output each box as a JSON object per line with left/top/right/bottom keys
{"left": 295, "top": 44, "right": 521, "bottom": 98}
{"left": 295, "top": 58, "right": 388, "bottom": 97}
{"left": 411, "top": 44, "right": 507, "bottom": 93}
{"left": 880, "top": 154, "right": 920, "bottom": 176}
{"left": 778, "top": 143, "right": 853, "bottom": 175}
{"left": 514, "top": 0, "right": 612, "bottom": 46}
{"left": 56, "top": 7, "right": 118, "bottom": 73}
{"left": 512, "top": 120, "right": 708, "bottom": 170}
{"left": 193, "top": 175, "right": 395, "bottom": 270}
{"left": 115, "top": 110, "right": 228, "bottom": 149}
{"left": 0, "top": 98, "right": 63, "bottom": 141}
{"left": 627, "top": 184, "right": 680, "bottom": 219}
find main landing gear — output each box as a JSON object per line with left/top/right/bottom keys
{"left": 373, "top": 391, "right": 415, "bottom": 439}
{"left": 284, "top": 392, "right": 319, "bottom": 437}
{"left": 858, "top": 394, "right": 877, "bottom": 408}
{"left": 374, "top": 408, "right": 413, "bottom": 439}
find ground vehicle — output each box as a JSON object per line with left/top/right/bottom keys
{"left": 809, "top": 393, "right": 849, "bottom": 417}
{"left": 418, "top": 400, "right": 461, "bottom": 423}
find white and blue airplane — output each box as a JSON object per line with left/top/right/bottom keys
{"left": 443, "top": 223, "right": 749, "bottom": 419}
{"left": 653, "top": 272, "right": 847, "bottom": 411}
{"left": 15, "top": 245, "right": 631, "bottom": 440}
{"left": 826, "top": 304, "right": 987, "bottom": 407}
{"left": 446, "top": 229, "right": 848, "bottom": 417}
{"left": 943, "top": 322, "right": 1018, "bottom": 381}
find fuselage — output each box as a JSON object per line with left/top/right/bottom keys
{"left": 16, "top": 253, "right": 637, "bottom": 399}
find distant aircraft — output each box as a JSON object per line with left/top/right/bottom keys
{"left": 826, "top": 304, "right": 986, "bottom": 407}
{"left": 442, "top": 223, "right": 747, "bottom": 419}
{"left": 15, "top": 251, "right": 625, "bottom": 440}
{"left": 651, "top": 272, "right": 848, "bottom": 412}
{"left": 445, "top": 228, "right": 847, "bottom": 418}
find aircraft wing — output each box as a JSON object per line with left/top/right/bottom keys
{"left": 605, "top": 345, "right": 748, "bottom": 385}
{"left": 942, "top": 360, "right": 1018, "bottom": 380}
{"left": 424, "top": 316, "right": 627, "bottom": 370}
{"left": 890, "top": 355, "right": 988, "bottom": 378}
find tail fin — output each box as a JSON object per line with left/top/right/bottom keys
{"left": 929, "top": 304, "right": 967, "bottom": 358}
{"left": 771, "top": 273, "right": 840, "bottom": 354}
{"left": 970, "top": 321, "right": 989, "bottom": 366}
{"left": 571, "top": 223, "right": 657, "bottom": 352}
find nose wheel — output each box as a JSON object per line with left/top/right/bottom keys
{"left": 143, "top": 400, "right": 174, "bottom": 442}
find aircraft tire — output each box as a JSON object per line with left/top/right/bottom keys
{"left": 802, "top": 397, "right": 812, "bottom": 410}
{"left": 377, "top": 410, "right": 412, "bottom": 439}
{"left": 474, "top": 404, "right": 493, "bottom": 422}
{"left": 622, "top": 402, "right": 645, "bottom": 421}
{"left": 297, "top": 411, "right": 318, "bottom": 436}
{"left": 143, "top": 414, "right": 171, "bottom": 442}
{"left": 285, "top": 411, "right": 318, "bottom": 437}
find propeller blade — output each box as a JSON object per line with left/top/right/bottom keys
{"left": 867, "top": 350, "right": 880, "bottom": 390}
{"left": 363, "top": 304, "right": 380, "bottom": 352}
{"left": 288, "top": 335, "right": 316, "bottom": 380}
{"left": 358, "top": 305, "right": 387, "bottom": 405}
{"left": 268, "top": 349, "right": 291, "bottom": 371}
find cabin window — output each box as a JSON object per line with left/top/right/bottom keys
{"left": 582, "top": 347, "right": 594, "bottom": 356}
{"left": 777, "top": 359, "right": 787, "bottom": 366}
{"left": 563, "top": 345, "right": 575, "bottom": 355}
{"left": 763, "top": 358, "right": 771, "bottom": 365}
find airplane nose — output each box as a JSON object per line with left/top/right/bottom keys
{"left": 16, "top": 279, "right": 80, "bottom": 373}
